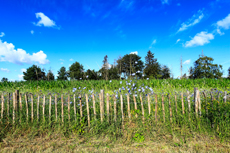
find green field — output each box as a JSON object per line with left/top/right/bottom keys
{"left": 0, "top": 78, "right": 230, "bottom": 152}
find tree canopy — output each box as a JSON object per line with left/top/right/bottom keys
{"left": 1, "top": 77, "right": 8, "bottom": 82}
{"left": 144, "top": 50, "right": 161, "bottom": 79}
{"left": 68, "top": 61, "right": 84, "bottom": 80}
{"left": 23, "top": 65, "right": 46, "bottom": 81}
{"left": 57, "top": 67, "right": 68, "bottom": 80}
{"left": 46, "top": 69, "right": 55, "bottom": 81}
{"left": 189, "top": 56, "right": 223, "bottom": 79}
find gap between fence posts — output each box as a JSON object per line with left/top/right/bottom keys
{"left": 1, "top": 94, "right": 4, "bottom": 120}
{"left": 155, "top": 94, "right": 158, "bottom": 123}
{"left": 7, "top": 93, "right": 10, "bottom": 118}
{"left": 19, "top": 93, "right": 22, "bottom": 123}
{"left": 140, "top": 95, "right": 144, "bottom": 122}
{"left": 68, "top": 94, "right": 70, "bottom": 123}
{"left": 187, "top": 91, "right": 191, "bottom": 120}
{"left": 37, "top": 95, "right": 40, "bottom": 122}
{"left": 162, "top": 94, "right": 165, "bottom": 123}
{"left": 147, "top": 94, "right": 151, "bottom": 116}
{"left": 31, "top": 93, "right": 34, "bottom": 123}
{"left": 92, "top": 94, "right": 96, "bottom": 120}
{"left": 55, "top": 94, "right": 57, "bottom": 121}
{"left": 181, "top": 92, "right": 184, "bottom": 115}
{"left": 120, "top": 94, "right": 124, "bottom": 127}
{"left": 61, "top": 94, "right": 64, "bottom": 123}
{"left": 74, "top": 94, "right": 76, "bottom": 122}
{"left": 43, "top": 94, "right": 46, "bottom": 122}
{"left": 79, "top": 94, "right": 83, "bottom": 122}
{"left": 13, "top": 92, "right": 15, "bottom": 124}
{"left": 168, "top": 94, "right": 172, "bottom": 123}
{"left": 127, "top": 94, "right": 131, "bottom": 121}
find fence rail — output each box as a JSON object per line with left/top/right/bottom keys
{"left": 0, "top": 88, "right": 230, "bottom": 127}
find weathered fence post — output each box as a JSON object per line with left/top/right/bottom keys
{"left": 55, "top": 94, "right": 57, "bottom": 121}
{"left": 86, "top": 94, "right": 90, "bottom": 127}
{"left": 13, "top": 92, "right": 15, "bottom": 124}
{"left": 181, "top": 92, "right": 184, "bottom": 115}
{"left": 99, "top": 93, "right": 103, "bottom": 122}
{"left": 43, "top": 94, "right": 46, "bottom": 122}
{"left": 1, "top": 94, "right": 4, "bottom": 120}
{"left": 162, "top": 94, "right": 165, "bottom": 123}
{"left": 107, "top": 93, "right": 110, "bottom": 123}
{"left": 37, "top": 94, "right": 40, "bottom": 122}
{"left": 49, "top": 94, "right": 51, "bottom": 123}
{"left": 113, "top": 95, "right": 117, "bottom": 122}
{"left": 61, "top": 94, "right": 64, "bottom": 123}
{"left": 168, "top": 94, "right": 172, "bottom": 123}
{"left": 25, "top": 93, "right": 28, "bottom": 123}
{"left": 120, "top": 94, "right": 124, "bottom": 127}
{"left": 133, "top": 95, "right": 138, "bottom": 118}
{"left": 79, "top": 94, "right": 82, "bottom": 122}
{"left": 187, "top": 91, "right": 191, "bottom": 120}
{"left": 31, "top": 93, "right": 34, "bottom": 123}
{"left": 7, "top": 93, "right": 10, "bottom": 118}
{"left": 92, "top": 94, "right": 96, "bottom": 120}
{"left": 74, "top": 94, "right": 76, "bottom": 122}
{"left": 140, "top": 95, "right": 144, "bottom": 121}
{"left": 147, "top": 94, "right": 151, "bottom": 116}
{"left": 19, "top": 93, "right": 22, "bottom": 123}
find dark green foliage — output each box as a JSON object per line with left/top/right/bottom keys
{"left": 85, "top": 69, "right": 98, "bottom": 80}
{"left": 108, "top": 66, "right": 120, "bottom": 80}
{"left": 1, "top": 77, "right": 8, "bottom": 82}
{"left": 144, "top": 50, "right": 161, "bottom": 79}
{"left": 57, "top": 67, "right": 68, "bottom": 80}
{"left": 228, "top": 67, "right": 230, "bottom": 79}
{"left": 46, "top": 70, "right": 55, "bottom": 81}
{"left": 160, "top": 65, "right": 171, "bottom": 79}
{"left": 116, "top": 54, "right": 144, "bottom": 79}
{"left": 189, "top": 56, "right": 223, "bottom": 79}
{"left": 23, "top": 65, "right": 46, "bottom": 81}
{"left": 68, "top": 61, "right": 84, "bottom": 80}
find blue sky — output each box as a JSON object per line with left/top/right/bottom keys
{"left": 0, "top": 0, "right": 230, "bottom": 81}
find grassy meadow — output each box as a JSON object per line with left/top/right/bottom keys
{"left": 0, "top": 78, "right": 230, "bottom": 152}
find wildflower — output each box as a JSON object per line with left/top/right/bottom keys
{"left": 135, "top": 61, "right": 138, "bottom": 64}
{"left": 86, "top": 75, "right": 88, "bottom": 78}
{"left": 80, "top": 78, "right": 82, "bottom": 80}
{"left": 120, "top": 81, "right": 122, "bottom": 84}
{"left": 142, "top": 74, "right": 144, "bottom": 77}
{"left": 132, "top": 73, "right": 135, "bottom": 76}
{"left": 147, "top": 78, "right": 149, "bottom": 80}
{"left": 83, "top": 87, "right": 86, "bottom": 89}
{"left": 110, "top": 80, "right": 112, "bottom": 83}
{"left": 72, "top": 88, "right": 77, "bottom": 92}
{"left": 136, "top": 70, "right": 140, "bottom": 73}
{"left": 79, "top": 87, "right": 81, "bottom": 89}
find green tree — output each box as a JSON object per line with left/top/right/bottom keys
{"left": 116, "top": 54, "right": 144, "bottom": 79}
{"left": 160, "top": 65, "right": 171, "bottom": 79}
{"left": 46, "top": 69, "right": 55, "bottom": 80}
{"left": 57, "top": 67, "right": 68, "bottom": 80}
{"left": 23, "top": 65, "right": 46, "bottom": 81}
{"left": 1, "top": 77, "right": 8, "bottom": 82}
{"left": 144, "top": 50, "right": 161, "bottom": 79}
{"left": 101, "top": 55, "right": 109, "bottom": 80}
{"left": 228, "top": 67, "right": 230, "bottom": 79}
{"left": 85, "top": 69, "right": 98, "bottom": 80}
{"left": 68, "top": 61, "right": 84, "bottom": 80}
{"left": 108, "top": 66, "right": 119, "bottom": 80}
{"left": 189, "top": 55, "right": 223, "bottom": 79}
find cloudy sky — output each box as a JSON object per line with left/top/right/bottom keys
{"left": 0, "top": 0, "right": 230, "bottom": 81}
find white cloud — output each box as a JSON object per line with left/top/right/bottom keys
{"left": 34, "top": 12, "right": 56, "bottom": 27}
{"left": 21, "top": 68, "right": 26, "bottom": 73}
{"left": 176, "top": 39, "right": 181, "bottom": 43}
{"left": 217, "top": 14, "right": 230, "bottom": 29}
{"left": 0, "top": 40, "right": 49, "bottom": 65}
{"left": 161, "top": 0, "right": 169, "bottom": 4}
{"left": 130, "top": 51, "right": 138, "bottom": 55}
{"left": 183, "top": 59, "right": 191, "bottom": 65}
{"left": 1, "top": 68, "right": 10, "bottom": 73}
{"left": 216, "top": 29, "right": 225, "bottom": 35}
{"left": 178, "top": 10, "right": 204, "bottom": 32}
{"left": 149, "top": 39, "right": 156, "bottom": 48}
{"left": 18, "top": 74, "right": 24, "bottom": 81}
{"left": 31, "top": 30, "right": 34, "bottom": 34}
{"left": 69, "top": 58, "right": 74, "bottom": 61}
{"left": 0, "top": 32, "right": 5, "bottom": 37}
{"left": 60, "top": 59, "right": 64, "bottom": 61}
{"left": 184, "top": 31, "right": 214, "bottom": 47}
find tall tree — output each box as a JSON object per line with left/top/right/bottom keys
{"left": 57, "top": 67, "right": 68, "bottom": 80}
{"left": 101, "top": 55, "right": 109, "bottom": 80}
{"left": 144, "top": 50, "right": 161, "bottom": 79}
{"left": 117, "top": 54, "right": 144, "bottom": 79}
{"left": 228, "top": 67, "right": 230, "bottom": 79}
{"left": 189, "top": 55, "right": 223, "bottom": 79}
{"left": 85, "top": 69, "right": 98, "bottom": 80}
{"left": 68, "top": 61, "right": 84, "bottom": 80}
{"left": 1, "top": 77, "right": 8, "bottom": 82}
{"left": 23, "top": 65, "right": 46, "bottom": 81}
{"left": 160, "top": 65, "right": 171, "bottom": 79}
{"left": 46, "top": 69, "right": 55, "bottom": 80}
{"left": 108, "top": 66, "right": 119, "bottom": 80}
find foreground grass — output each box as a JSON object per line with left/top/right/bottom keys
{"left": 1, "top": 117, "right": 230, "bottom": 153}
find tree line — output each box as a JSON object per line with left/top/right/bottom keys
{"left": 1, "top": 50, "right": 230, "bottom": 82}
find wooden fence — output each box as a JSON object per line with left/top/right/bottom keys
{"left": 0, "top": 88, "right": 229, "bottom": 126}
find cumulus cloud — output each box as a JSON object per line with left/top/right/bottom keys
{"left": 0, "top": 32, "right": 5, "bottom": 37}
{"left": 176, "top": 39, "right": 181, "bottom": 43}
{"left": 21, "top": 68, "right": 26, "bottom": 73}
{"left": 1, "top": 68, "right": 10, "bottom": 73}
{"left": 184, "top": 31, "right": 214, "bottom": 47}
{"left": 34, "top": 12, "right": 56, "bottom": 28}
{"left": 217, "top": 14, "right": 230, "bottom": 29}
{"left": 31, "top": 30, "right": 34, "bottom": 34}
{"left": 18, "top": 74, "right": 24, "bottom": 81}
{"left": 69, "top": 58, "right": 74, "bottom": 61}
{"left": 183, "top": 59, "right": 191, "bottom": 65}
{"left": 0, "top": 40, "right": 49, "bottom": 65}
{"left": 216, "top": 29, "right": 225, "bottom": 35}
{"left": 130, "top": 51, "right": 138, "bottom": 55}
{"left": 178, "top": 10, "right": 204, "bottom": 32}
